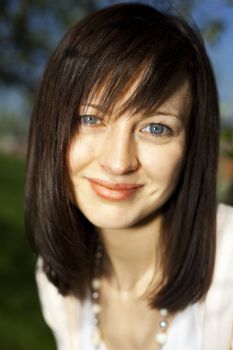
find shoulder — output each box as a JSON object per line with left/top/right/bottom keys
{"left": 35, "top": 257, "right": 68, "bottom": 332}
{"left": 200, "top": 204, "right": 233, "bottom": 349}
{"left": 35, "top": 257, "right": 83, "bottom": 344}
{"left": 217, "top": 202, "right": 233, "bottom": 231}
{"left": 216, "top": 203, "right": 233, "bottom": 251}
{"left": 211, "top": 203, "right": 233, "bottom": 288}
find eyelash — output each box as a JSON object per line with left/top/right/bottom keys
{"left": 140, "top": 123, "right": 172, "bottom": 138}
{"left": 79, "top": 115, "right": 102, "bottom": 127}
{"left": 78, "top": 115, "right": 173, "bottom": 138}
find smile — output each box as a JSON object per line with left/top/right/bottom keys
{"left": 86, "top": 177, "right": 144, "bottom": 201}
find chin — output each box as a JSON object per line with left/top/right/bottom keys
{"left": 80, "top": 206, "right": 161, "bottom": 230}
{"left": 74, "top": 188, "right": 171, "bottom": 230}
{"left": 85, "top": 215, "right": 138, "bottom": 230}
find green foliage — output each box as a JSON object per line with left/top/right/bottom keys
{"left": 0, "top": 114, "right": 28, "bottom": 139}
{"left": 0, "top": 0, "right": 96, "bottom": 92}
{"left": 0, "top": 154, "right": 55, "bottom": 350}
{"left": 202, "top": 19, "right": 225, "bottom": 44}
{"left": 1, "top": 0, "right": 233, "bottom": 94}
{"left": 220, "top": 126, "right": 233, "bottom": 157}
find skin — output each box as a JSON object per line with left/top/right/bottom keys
{"left": 67, "top": 77, "right": 191, "bottom": 350}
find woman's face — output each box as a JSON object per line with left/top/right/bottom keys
{"left": 67, "top": 78, "right": 191, "bottom": 229}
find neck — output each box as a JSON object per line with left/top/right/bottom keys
{"left": 97, "top": 213, "right": 163, "bottom": 297}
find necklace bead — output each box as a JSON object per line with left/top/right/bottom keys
{"left": 160, "top": 320, "right": 168, "bottom": 329}
{"left": 91, "top": 241, "right": 169, "bottom": 349}
{"left": 92, "top": 278, "right": 101, "bottom": 290}
{"left": 91, "top": 327, "right": 102, "bottom": 346}
{"left": 156, "top": 332, "right": 167, "bottom": 345}
{"left": 160, "top": 308, "right": 168, "bottom": 317}
{"left": 96, "top": 251, "right": 103, "bottom": 259}
{"left": 92, "top": 317, "right": 98, "bottom": 326}
{"left": 92, "top": 292, "right": 99, "bottom": 300}
{"left": 92, "top": 303, "right": 102, "bottom": 314}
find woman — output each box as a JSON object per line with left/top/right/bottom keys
{"left": 25, "top": 3, "right": 233, "bottom": 350}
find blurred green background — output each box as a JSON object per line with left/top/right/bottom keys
{"left": 0, "top": 153, "right": 56, "bottom": 349}
{"left": 0, "top": 0, "right": 233, "bottom": 349}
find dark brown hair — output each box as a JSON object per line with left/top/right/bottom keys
{"left": 25, "top": 2, "right": 219, "bottom": 312}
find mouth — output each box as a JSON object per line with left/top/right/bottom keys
{"left": 85, "top": 177, "right": 144, "bottom": 201}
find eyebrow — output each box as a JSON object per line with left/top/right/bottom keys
{"left": 80, "top": 103, "right": 106, "bottom": 113}
{"left": 149, "top": 110, "right": 181, "bottom": 120}
{"left": 80, "top": 103, "right": 182, "bottom": 120}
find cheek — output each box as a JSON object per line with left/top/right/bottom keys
{"left": 139, "top": 140, "right": 185, "bottom": 186}
{"left": 67, "top": 135, "right": 97, "bottom": 175}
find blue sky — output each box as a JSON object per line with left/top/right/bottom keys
{"left": 1, "top": 0, "right": 233, "bottom": 124}
{"left": 192, "top": 0, "right": 233, "bottom": 123}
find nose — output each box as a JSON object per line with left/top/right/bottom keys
{"left": 98, "top": 122, "right": 139, "bottom": 175}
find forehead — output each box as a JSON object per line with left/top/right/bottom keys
{"left": 82, "top": 73, "right": 191, "bottom": 121}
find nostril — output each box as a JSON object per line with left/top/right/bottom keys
{"left": 99, "top": 155, "right": 139, "bottom": 175}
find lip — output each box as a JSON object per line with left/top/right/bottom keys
{"left": 86, "top": 177, "right": 143, "bottom": 190}
{"left": 86, "top": 177, "right": 144, "bottom": 201}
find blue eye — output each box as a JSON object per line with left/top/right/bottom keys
{"left": 149, "top": 124, "right": 165, "bottom": 135}
{"left": 79, "top": 115, "right": 101, "bottom": 125}
{"left": 141, "top": 123, "right": 171, "bottom": 137}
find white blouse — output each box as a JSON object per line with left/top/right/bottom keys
{"left": 36, "top": 203, "right": 233, "bottom": 350}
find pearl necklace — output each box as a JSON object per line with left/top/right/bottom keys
{"left": 90, "top": 242, "right": 169, "bottom": 349}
